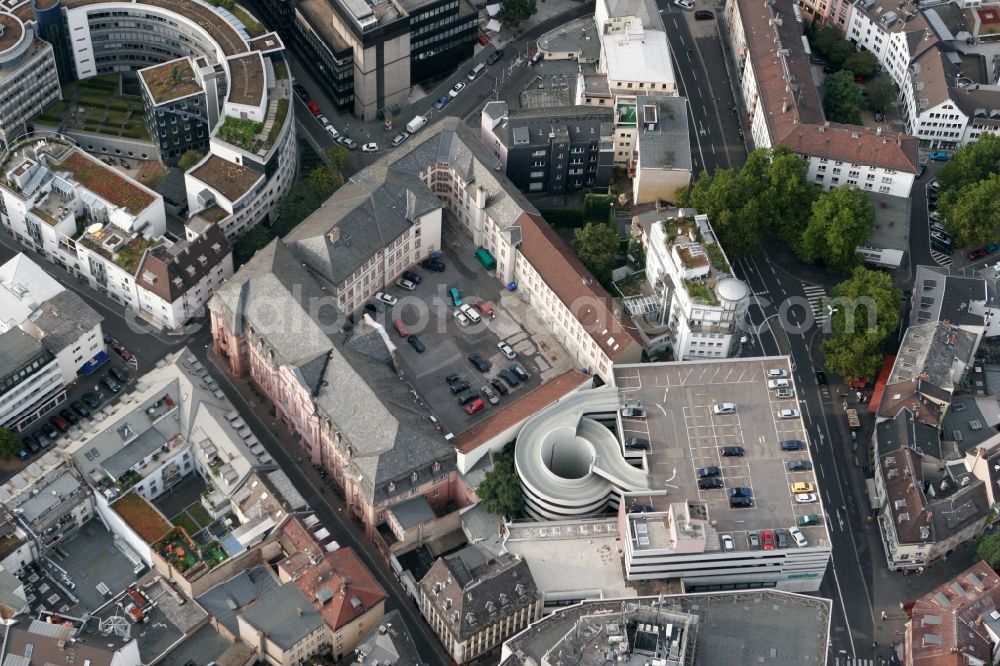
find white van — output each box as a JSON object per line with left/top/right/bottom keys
{"left": 405, "top": 115, "right": 427, "bottom": 133}
{"left": 459, "top": 303, "right": 482, "bottom": 324}
{"left": 467, "top": 63, "right": 486, "bottom": 81}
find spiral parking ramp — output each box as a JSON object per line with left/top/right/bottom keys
{"left": 515, "top": 388, "right": 652, "bottom": 520}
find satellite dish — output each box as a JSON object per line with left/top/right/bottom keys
{"left": 86, "top": 223, "right": 103, "bottom": 234}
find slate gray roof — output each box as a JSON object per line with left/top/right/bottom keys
{"left": 196, "top": 565, "right": 280, "bottom": 636}
{"left": 284, "top": 166, "right": 441, "bottom": 287}
{"left": 239, "top": 581, "right": 326, "bottom": 651}
{"left": 485, "top": 102, "right": 614, "bottom": 149}
{"left": 101, "top": 425, "right": 170, "bottom": 479}
{"left": 420, "top": 549, "right": 539, "bottom": 642}
{"left": 0, "top": 328, "right": 49, "bottom": 386}
{"left": 208, "top": 241, "right": 455, "bottom": 505}
{"left": 635, "top": 95, "right": 691, "bottom": 172}
{"left": 876, "top": 408, "right": 942, "bottom": 459}
{"left": 349, "top": 610, "right": 427, "bottom": 666}
{"left": 602, "top": 0, "right": 663, "bottom": 30}
{"left": 29, "top": 289, "right": 103, "bottom": 357}
{"left": 910, "top": 265, "right": 987, "bottom": 328}
{"left": 388, "top": 495, "right": 436, "bottom": 531}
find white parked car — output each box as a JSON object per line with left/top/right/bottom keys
{"left": 788, "top": 526, "right": 808, "bottom": 548}
{"left": 395, "top": 278, "right": 416, "bottom": 291}
{"left": 768, "top": 378, "right": 790, "bottom": 389}
{"left": 795, "top": 493, "right": 818, "bottom": 504}
{"left": 767, "top": 368, "right": 787, "bottom": 379}
{"left": 453, "top": 309, "right": 470, "bottom": 327}
{"left": 362, "top": 142, "right": 379, "bottom": 153}
{"left": 318, "top": 114, "right": 331, "bottom": 127}
{"left": 713, "top": 403, "right": 736, "bottom": 415}
{"left": 721, "top": 534, "right": 735, "bottom": 552}
{"left": 777, "top": 408, "right": 800, "bottom": 419}
{"left": 375, "top": 292, "right": 397, "bottom": 306}
{"left": 326, "top": 125, "right": 339, "bottom": 140}
{"left": 449, "top": 82, "right": 466, "bottom": 97}
{"left": 497, "top": 341, "right": 516, "bottom": 359}
{"left": 675, "top": 0, "right": 694, "bottom": 8}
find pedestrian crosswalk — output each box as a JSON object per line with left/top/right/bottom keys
{"left": 931, "top": 249, "right": 953, "bottom": 266}
{"left": 803, "top": 285, "right": 828, "bottom": 326}
{"left": 833, "top": 658, "right": 877, "bottom": 666}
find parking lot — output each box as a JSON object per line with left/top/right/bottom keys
{"left": 613, "top": 358, "right": 830, "bottom": 551}
{"left": 369, "top": 213, "right": 574, "bottom": 435}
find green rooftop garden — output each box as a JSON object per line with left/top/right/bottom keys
{"left": 37, "top": 75, "right": 149, "bottom": 141}
{"left": 232, "top": 5, "right": 265, "bottom": 37}
{"left": 265, "top": 98, "right": 289, "bottom": 148}
{"left": 218, "top": 116, "right": 264, "bottom": 152}
{"left": 112, "top": 492, "right": 172, "bottom": 545}
{"left": 154, "top": 527, "right": 229, "bottom": 574}
{"left": 687, "top": 281, "right": 720, "bottom": 306}
{"left": 114, "top": 236, "right": 159, "bottom": 273}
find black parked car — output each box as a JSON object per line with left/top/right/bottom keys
{"left": 815, "top": 370, "right": 828, "bottom": 385}
{"left": 100, "top": 376, "right": 120, "bottom": 393}
{"left": 788, "top": 460, "right": 813, "bottom": 471}
{"left": 59, "top": 409, "right": 80, "bottom": 425}
{"left": 402, "top": 270, "right": 423, "bottom": 284}
{"left": 456, "top": 390, "right": 479, "bottom": 405}
{"left": 469, "top": 354, "right": 491, "bottom": 373}
{"left": 407, "top": 335, "right": 426, "bottom": 353}
{"left": 70, "top": 400, "right": 91, "bottom": 418}
{"left": 696, "top": 466, "right": 721, "bottom": 478}
{"left": 729, "top": 495, "right": 753, "bottom": 508}
{"left": 698, "top": 478, "right": 724, "bottom": 490}
{"left": 490, "top": 378, "right": 509, "bottom": 396}
{"left": 510, "top": 364, "right": 529, "bottom": 382}
{"left": 486, "top": 49, "right": 504, "bottom": 65}
{"left": 625, "top": 437, "right": 650, "bottom": 449}
{"left": 109, "top": 367, "right": 130, "bottom": 384}
{"left": 721, "top": 445, "right": 745, "bottom": 457}
{"left": 450, "top": 381, "right": 471, "bottom": 394}
{"left": 421, "top": 259, "right": 446, "bottom": 272}
{"left": 728, "top": 487, "right": 753, "bottom": 498}
{"left": 22, "top": 434, "right": 40, "bottom": 454}
{"left": 39, "top": 422, "right": 60, "bottom": 439}
{"left": 81, "top": 392, "right": 102, "bottom": 409}
{"left": 445, "top": 373, "right": 461, "bottom": 384}
{"left": 497, "top": 369, "right": 520, "bottom": 387}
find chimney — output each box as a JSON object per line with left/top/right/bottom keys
{"left": 475, "top": 186, "right": 488, "bottom": 209}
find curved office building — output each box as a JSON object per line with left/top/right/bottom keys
{"left": 515, "top": 388, "right": 651, "bottom": 520}
{"left": 9, "top": 0, "right": 297, "bottom": 238}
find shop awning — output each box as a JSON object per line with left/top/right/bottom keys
{"left": 79, "top": 351, "right": 110, "bottom": 376}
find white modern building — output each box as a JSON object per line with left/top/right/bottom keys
{"left": 0, "top": 327, "right": 63, "bottom": 433}
{"left": 2, "top": 0, "right": 297, "bottom": 242}
{"left": 724, "top": 0, "right": 920, "bottom": 195}
{"left": 0, "top": 253, "right": 104, "bottom": 384}
{"left": 0, "top": 11, "right": 60, "bottom": 148}
{"left": 633, "top": 209, "right": 750, "bottom": 360}
{"left": 0, "top": 136, "right": 233, "bottom": 331}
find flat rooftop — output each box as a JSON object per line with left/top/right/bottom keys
{"left": 501, "top": 591, "right": 831, "bottom": 666}
{"left": 612, "top": 358, "right": 830, "bottom": 552}
{"left": 139, "top": 57, "right": 202, "bottom": 105}
{"left": 189, "top": 153, "right": 262, "bottom": 203}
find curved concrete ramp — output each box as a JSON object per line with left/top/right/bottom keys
{"left": 515, "top": 387, "right": 652, "bottom": 520}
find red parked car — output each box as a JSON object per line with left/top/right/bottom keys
{"left": 761, "top": 529, "right": 775, "bottom": 550}
{"left": 307, "top": 100, "right": 321, "bottom": 116}
{"left": 465, "top": 398, "right": 486, "bottom": 415}
{"left": 393, "top": 319, "right": 409, "bottom": 337}
{"left": 49, "top": 415, "right": 70, "bottom": 432}
{"left": 969, "top": 248, "right": 988, "bottom": 261}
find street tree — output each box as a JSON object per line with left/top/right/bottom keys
{"left": 843, "top": 52, "right": 878, "bottom": 79}
{"left": 324, "top": 144, "right": 350, "bottom": 172}
{"left": 499, "top": 0, "right": 536, "bottom": 23}
{"left": 977, "top": 528, "right": 1000, "bottom": 571}
{"left": 865, "top": 76, "right": 896, "bottom": 113}
{"left": 937, "top": 133, "right": 1000, "bottom": 194}
{"left": 822, "top": 267, "right": 901, "bottom": 381}
{"left": 177, "top": 150, "right": 205, "bottom": 171}
{"left": 822, "top": 70, "right": 864, "bottom": 125}
{"left": 572, "top": 221, "right": 621, "bottom": 284}
{"left": 797, "top": 185, "right": 875, "bottom": 272}
{"left": 476, "top": 443, "right": 523, "bottom": 519}
{"left": 0, "top": 428, "right": 21, "bottom": 461}
{"left": 938, "top": 173, "right": 1000, "bottom": 249}
{"left": 305, "top": 164, "right": 338, "bottom": 197}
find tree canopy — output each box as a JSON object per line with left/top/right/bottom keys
{"left": 572, "top": 221, "right": 621, "bottom": 284}
{"left": 823, "top": 70, "right": 864, "bottom": 125}
{"left": 936, "top": 134, "right": 1000, "bottom": 248}
{"left": 476, "top": 443, "right": 523, "bottom": 519}
{"left": 822, "top": 267, "right": 901, "bottom": 380}
{"left": 499, "top": 0, "right": 536, "bottom": 23}
{"left": 977, "top": 528, "right": 1000, "bottom": 571}
{"left": 843, "top": 52, "right": 877, "bottom": 79}
{"left": 865, "top": 76, "right": 895, "bottom": 113}
{"left": 680, "top": 146, "right": 820, "bottom": 259}
{"left": 797, "top": 185, "right": 875, "bottom": 272}
{"left": 810, "top": 26, "right": 855, "bottom": 70}
{"left": 0, "top": 429, "right": 22, "bottom": 461}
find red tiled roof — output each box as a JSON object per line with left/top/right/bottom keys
{"left": 515, "top": 212, "right": 643, "bottom": 361}
{"left": 737, "top": 0, "right": 919, "bottom": 172}
{"left": 279, "top": 517, "right": 386, "bottom": 631}
{"left": 907, "top": 561, "right": 1000, "bottom": 666}
{"left": 453, "top": 370, "right": 592, "bottom": 455}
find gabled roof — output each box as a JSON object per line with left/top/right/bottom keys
{"left": 420, "top": 549, "right": 539, "bottom": 641}
{"left": 908, "top": 561, "right": 1000, "bottom": 666}
{"left": 135, "top": 222, "right": 230, "bottom": 303}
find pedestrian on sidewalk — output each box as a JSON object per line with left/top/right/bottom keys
{"left": 881, "top": 610, "right": 888, "bottom": 621}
